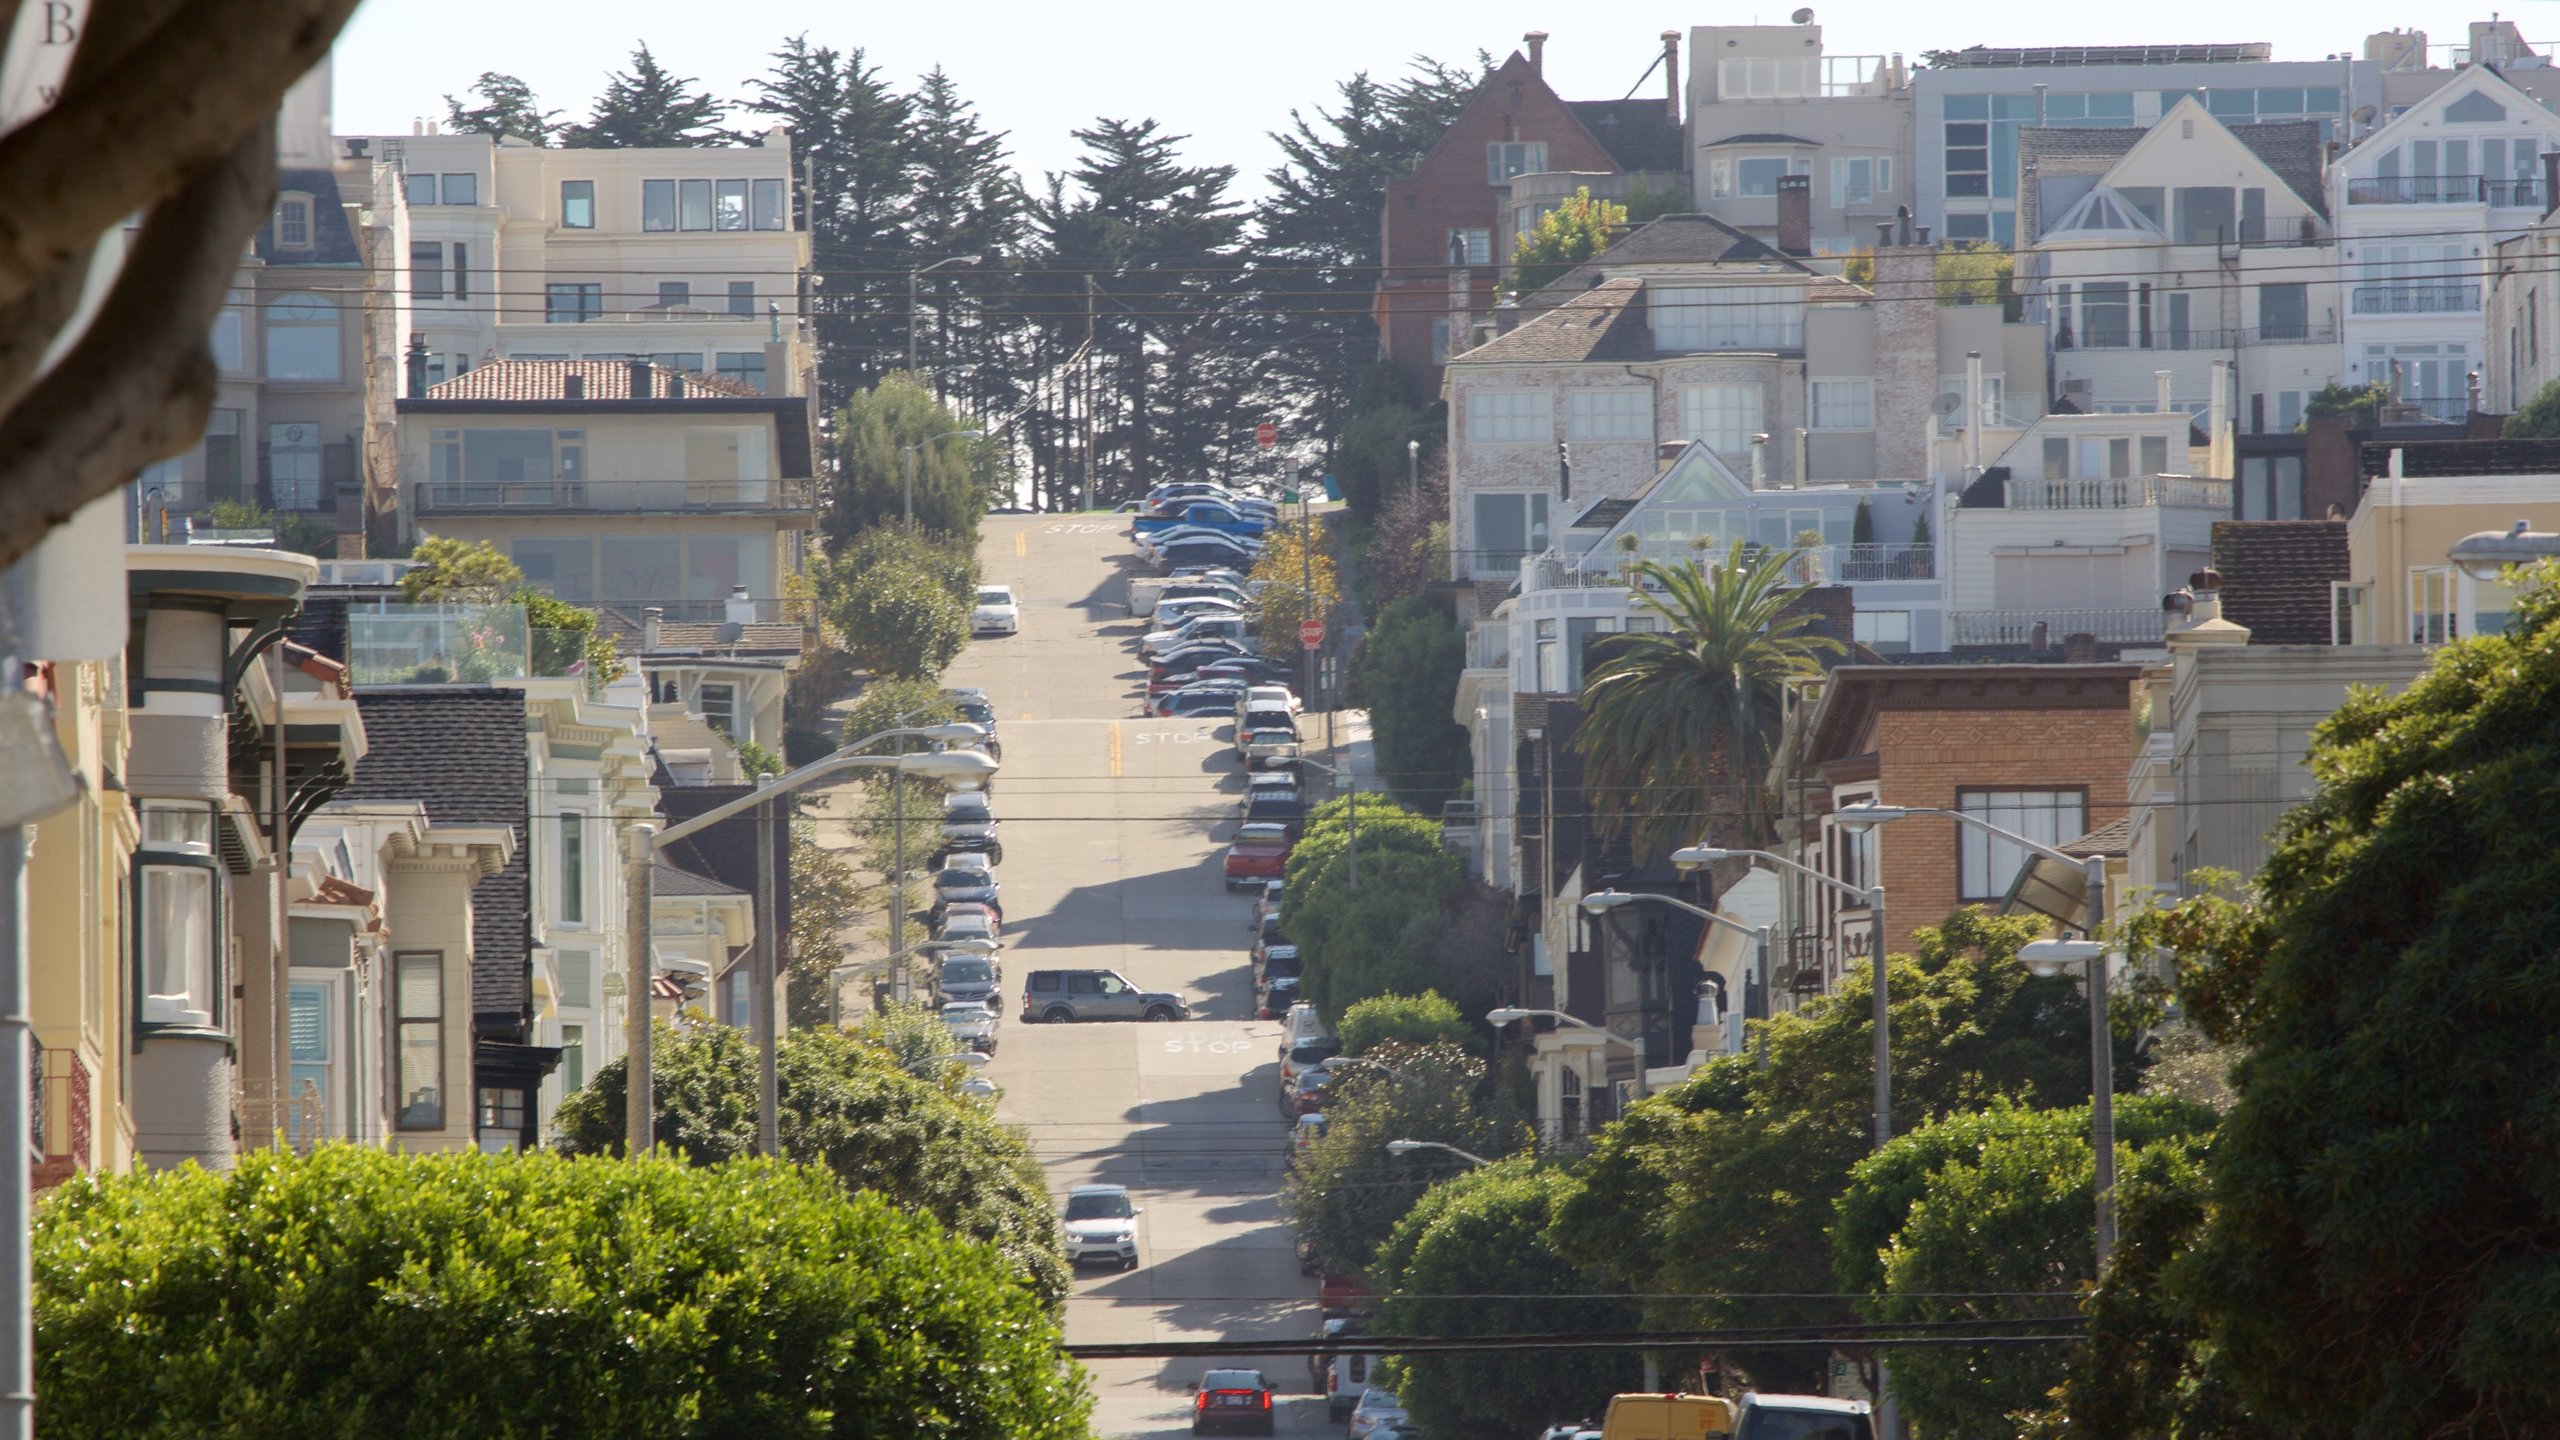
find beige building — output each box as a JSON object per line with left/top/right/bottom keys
{"left": 1682, "top": 23, "right": 1913, "bottom": 257}
{"left": 2337, "top": 452, "right": 2560, "bottom": 646}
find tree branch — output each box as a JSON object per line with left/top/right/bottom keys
{"left": 0, "top": 0, "right": 357, "bottom": 311}
{"left": 0, "top": 121, "right": 271, "bottom": 569}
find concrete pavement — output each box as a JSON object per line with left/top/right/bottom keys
{"left": 944, "top": 513, "right": 1336, "bottom": 1438}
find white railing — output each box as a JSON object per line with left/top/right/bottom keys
{"left": 2003, "top": 475, "right": 2230, "bottom": 511}
{"left": 1951, "top": 608, "right": 2168, "bottom": 646}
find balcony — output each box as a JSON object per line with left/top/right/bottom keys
{"left": 1814, "top": 542, "right": 1935, "bottom": 582}
{"left": 2345, "top": 174, "right": 2539, "bottom": 207}
{"left": 347, "top": 604, "right": 604, "bottom": 693}
{"left": 1951, "top": 607, "right": 2169, "bottom": 646}
{"left": 412, "top": 476, "right": 813, "bottom": 515}
{"left": 2350, "top": 283, "right": 2479, "bottom": 316}
{"left": 2004, "top": 475, "right": 2231, "bottom": 511}
{"left": 2060, "top": 323, "right": 2339, "bottom": 352}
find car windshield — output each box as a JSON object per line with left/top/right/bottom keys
{"left": 975, "top": 589, "right": 1009, "bottom": 605}
{"left": 1360, "top": 1393, "right": 1400, "bottom": 1410}
{"left": 940, "top": 958, "right": 992, "bottom": 984}
{"left": 1201, "top": 1370, "right": 1264, "bottom": 1391}
{"left": 940, "top": 1003, "right": 986, "bottom": 1020}
{"left": 1289, "top": 1041, "right": 1339, "bottom": 1065}
{"left": 1740, "top": 1410, "right": 1871, "bottom": 1440}
{"left": 1064, "top": 1191, "right": 1132, "bottom": 1221}
{"left": 1264, "top": 953, "right": 1302, "bottom": 978}
{"left": 936, "top": 870, "right": 988, "bottom": 887}
{"left": 945, "top": 797, "right": 989, "bottom": 818}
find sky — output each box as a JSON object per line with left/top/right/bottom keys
{"left": 333, "top": 0, "right": 2550, "bottom": 200}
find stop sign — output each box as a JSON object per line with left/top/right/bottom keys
{"left": 1255, "top": 421, "right": 1277, "bottom": 449}
{"left": 1298, "top": 619, "right": 1325, "bottom": 648}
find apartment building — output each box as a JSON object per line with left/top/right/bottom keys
{"left": 1681, "top": 21, "right": 1914, "bottom": 256}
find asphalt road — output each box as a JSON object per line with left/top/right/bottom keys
{"left": 946, "top": 513, "right": 1339, "bottom": 1439}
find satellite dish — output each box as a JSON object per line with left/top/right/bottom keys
{"left": 1792, "top": 7, "right": 1815, "bottom": 22}
{"left": 2352, "top": 105, "right": 2378, "bottom": 126}
{"left": 1931, "top": 392, "right": 1965, "bottom": 420}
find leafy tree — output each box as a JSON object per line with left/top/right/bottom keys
{"left": 560, "top": 44, "right": 732, "bottom": 148}
{"left": 2302, "top": 378, "right": 2391, "bottom": 430}
{"left": 1348, "top": 594, "right": 1470, "bottom": 811}
{"left": 1338, "top": 990, "right": 1474, "bottom": 1055}
{"left": 1851, "top": 497, "right": 1875, "bottom": 546}
{"left": 1285, "top": 1040, "right": 1528, "bottom": 1276}
{"left": 1550, "top": 909, "right": 2106, "bottom": 1392}
{"left": 834, "top": 675, "right": 961, "bottom": 751}
{"left": 787, "top": 826, "right": 866, "bottom": 1027}
{"left": 443, "top": 72, "right": 560, "bottom": 144}
{"left": 1621, "top": 180, "right": 1692, "bottom": 223}
{"left": 905, "top": 67, "right": 1025, "bottom": 406}
{"left": 35, "top": 1146, "right": 1089, "bottom": 1437}
{"left": 2503, "top": 376, "right": 2560, "bottom": 435}
{"left": 1329, "top": 361, "right": 1440, "bottom": 519}
{"left": 847, "top": 998, "right": 965, "bottom": 1071}
{"left": 1575, "top": 544, "right": 1841, "bottom": 856}
{"left": 1282, "top": 796, "right": 1465, "bottom": 1019}
{"left": 1935, "top": 241, "right": 2015, "bottom": 312}
{"left": 825, "top": 372, "right": 1004, "bottom": 542}
{"left": 817, "top": 528, "right": 975, "bottom": 680}
{"left": 398, "top": 535, "right": 622, "bottom": 680}
{"left": 1510, "top": 188, "right": 1624, "bottom": 296}
{"left": 2165, "top": 561, "right": 2560, "bottom": 1437}
{"left": 554, "top": 1020, "right": 1068, "bottom": 1304}
{"left": 1363, "top": 447, "right": 1450, "bottom": 609}
{"left": 1374, "top": 1161, "right": 1642, "bottom": 1438}
{"left": 1833, "top": 1096, "right": 2218, "bottom": 1439}
{"left": 1248, "top": 516, "right": 1342, "bottom": 659}
{"left": 400, "top": 534, "right": 524, "bottom": 603}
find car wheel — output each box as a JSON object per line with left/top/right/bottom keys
{"left": 1143, "top": 1006, "right": 1177, "bottom": 1022}
{"left": 989, "top": 845, "right": 1004, "bottom": 865}
{"left": 1124, "top": 1255, "right": 1139, "bottom": 1271}
{"left": 1044, "top": 1006, "right": 1075, "bottom": 1024}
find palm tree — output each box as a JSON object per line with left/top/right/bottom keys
{"left": 1575, "top": 541, "right": 1841, "bottom": 855}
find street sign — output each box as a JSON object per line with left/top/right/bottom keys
{"left": 1280, "top": 488, "right": 1299, "bottom": 505}
{"left": 1255, "top": 421, "right": 1277, "bottom": 449}
{"left": 1298, "top": 619, "right": 1326, "bottom": 648}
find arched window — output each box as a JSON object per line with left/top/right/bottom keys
{"left": 264, "top": 292, "right": 339, "bottom": 381}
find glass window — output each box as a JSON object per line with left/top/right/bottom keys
{"left": 561, "top": 179, "right": 595, "bottom": 229}
{"left": 288, "top": 981, "right": 332, "bottom": 1147}
{"left": 752, "top": 177, "right": 787, "bottom": 230}
{"left": 2259, "top": 282, "right": 2309, "bottom": 341}
{"left": 728, "top": 281, "right": 756, "bottom": 316}
{"left": 1679, "top": 384, "right": 1763, "bottom": 453}
{"left": 1810, "top": 379, "right": 1873, "bottom": 430}
{"left": 410, "top": 242, "right": 444, "bottom": 300}
{"left": 679, "top": 178, "right": 713, "bottom": 231}
{"left": 1470, "top": 491, "right": 1550, "bottom": 571}
{"left": 716, "top": 351, "right": 768, "bottom": 391}
{"left": 452, "top": 242, "right": 469, "bottom": 303}
{"left": 210, "top": 308, "right": 244, "bottom": 373}
{"left": 1487, "top": 141, "right": 1548, "bottom": 183}
{"left": 2140, "top": 435, "right": 2171, "bottom": 475}
{"left": 697, "top": 682, "right": 739, "bottom": 737}
{"left": 268, "top": 422, "right": 323, "bottom": 510}
{"left": 1564, "top": 389, "right": 1650, "bottom": 441}
{"left": 274, "top": 194, "right": 312, "bottom": 248}
{"left": 658, "top": 281, "right": 690, "bottom": 309}
{"left": 2239, "top": 455, "right": 2305, "bottom": 520}
{"left": 1833, "top": 155, "right": 1892, "bottom": 208}
{"left": 2409, "top": 566, "right": 2455, "bottom": 645}
{"left": 559, "top": 812, "right": 585, "bottom": 924}
{"left": 545, "top": 283, "right": 602, "bottom": 324}
{"left": 1854, "top": 610, "right": 1911, "bottom": 653}
{"left": 561, "top": 1025, "right": 586, "bottom": 1092}
{"left": 396, "top": 952, "right": 444, "bottom": 1130}
{"left": 1736, "top": 156, "right": 1803, "bottom": 196}
{"left": 1464, "top": 391, "right": 1547, "bottom": 443}
{"left": 715, "top": 178, "right": 749, "bottom": 231}
{"left": 476, "top": 1087, "right": 525, "bottom": 1153}
{"left": 557, "top": 949, "right": 593, "bottom": 1009}
{"left": 1446, "top": 228, "right": 1492, "bottom": 265}
{"left": 1957, "top": 790, "right": 2086, "bottom": 900}
{"left": 203, "top": 409, "right": 242, "bottom": 501}
{"left": 2082, "top": 282, "right": 2131, "bottom": 348}
{"left": 263, "top": 292, "right": 340, "bottom": 380}
{"left": 643, "top": 178, "right": 676, "bottom": 232}
{"left": 404, "top": 172, "right": 438, "bottom": 207}
{"left": 440, "top": 173, "right": 478, "bottom": 206}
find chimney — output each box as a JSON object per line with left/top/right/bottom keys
{"left": 1871, "top": 243, "right": 1940, "bottom": 481}
{"left": 403, "top": 333, "right": 429, "bottom": 399}
{"left": 642, "top": 606, "right": 664, "bottom": 653}
{"left": 1775, "top": 173, "right": 1813, "bottom": 256}
{"left": 2166, "top": 567, "right": 2252, "bottom": 649}
{"left": 1662, "top": 30, "right": 1683, "bottom": 122}
{"left": 1525, "top": 31, "right": 1548, "bottom": 76}
{"left": 1895, "top": 205, "right": 1913, "bottom": 247}
{"left": 2542, "top": 151, "right": 2560, "bottom": 218}
{"left": 628, "top": 359, "right": 653, "bottom": 400}
{"left": 2062, "top": 632, "right": 2099, "bottom": 663}
{"left": 562, "top": 372, "right": 585, "bottom": 401}
{"left": 724, "top": 585, "right": 756, "bottom": 625}
{"left": 666, "top": 371, "right": 686, "bottom": 400}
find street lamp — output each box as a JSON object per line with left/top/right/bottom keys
{"left": 626, "top": 732, "right": 998, "bottom": 1158}
{"left": 907, "top": 253, "right": 984, "bottom": 372}
{"left": 1486, "top": 1005, "right": 1648, "bottom": 1098}
{"left": 1832, "top": 801, "right": 2117, "bottom": 1268}
{"left": 1405, "top": 438, "right": 1420, "bottom": 496}
{"left": 2449, "top": 519, "right": 2560, "bottom": 579}
{"left": 1385, "top": 1138, "right": 1492, "bottom": 1167}
{"left": 1582, "top": 890, "right": 1772, "bottom": 1065}
{"left": 901, "top": 428, "right": 986, "bottom": 528}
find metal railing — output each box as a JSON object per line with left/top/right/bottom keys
{"left": 2059, "top": 323, "right": 2338, "bottom": 351}
{"left": 1820, "top": 543, "right": 1936, "bottom": 582}
{"left": 2003, "top": 474, "right": 2231, "bottom": 510}
{"left": 412, "top": 477, "right": 813, "bottom": 513}
{"left": 2345, "top": 174, "right": 2540, "bottom": 207}
{"left": 1951, "top": 607, "right": 2169, "bottom": 646}
{"left": 2350, "top": 283, "right": 2479, "bottom": 315}
{"left": 238, "top": 1079, "right": 326, "bottom": 1154}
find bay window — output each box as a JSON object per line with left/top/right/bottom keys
{"left": 1679, "top": 384, "right": 1763, "bottom": 454}
{"left": 1464, "top": 390, "right": 1547, "bottom": 443}
{"left": 1470, "top": 491, "right": 1550, "bottom": 573}
{"left": 137, "top": 801, "right": 219, "bottom": 1030}
{"left": 395, "top": 951, "right": 445, "bottom": 1131}
{"left": 1957, "top": 789, "right": 2086, "bottom": 901}
{"left": 1810, "top": 379, "right": 1874, "bottom": 430}
{"left": 1564, "top": 388, "right": 1651, "bottom": 442}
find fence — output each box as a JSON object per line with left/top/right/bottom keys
{"left": 2002, "top": 475, "right": 2231, "bottom": 511}
{"left": 1951, "top": 607, "right": 2170, "bottom": 646}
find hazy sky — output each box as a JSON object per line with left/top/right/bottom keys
{"left": 335, "top": 0, "right": 2541, "bottom": 199}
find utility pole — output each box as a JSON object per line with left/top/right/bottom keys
{"left": 1083, "top": 275, "right": 1098, "bottom": 508}
{"left": 752, "top": 773, "right": 779, "bottom": 1157}
{"left": 1295, "top": 469, "right": 1320, "bottom": 763}
{"left": 888, "top": 768, "right": 909, "bottom": 1006}
{"left": 623, "top": 823, "right": 657, "bottom": 1153}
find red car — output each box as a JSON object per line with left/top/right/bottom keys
{"left": 1190, "top": 1368, "right": 1275, "bottom": 1436}
{"left": 1222, "top": 822, "right": 1292, "bottom": 891}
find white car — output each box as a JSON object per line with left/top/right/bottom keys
{"left": 970, "top": 584, "right": 1020, "bottom": 636}
{"left": 957, "top": 1073, "right": 998, "bottom": 1100}
{"left": 1346, "top": 1388, "right": 1408, "bottom": 1439}
{"left": 1149, "top": 596, "right": 1243, "bottom": 629}
{"left": 940, "top": 1000, "right": 998, "bottom": 1054}
{"left": 1233, "top": 684, "right": 1301, "bottom": 720}
{"left": 1061, "top": 1183, "right": 1142, "bottom": 1269}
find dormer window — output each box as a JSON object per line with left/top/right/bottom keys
{"left": 275, "top": 194, "right": 313, "bottom": 249}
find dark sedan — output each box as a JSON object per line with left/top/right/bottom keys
{"left": 1155, "top": 684, "right": 1249, "bottom": 718}
{"left": 1190, "top": 1368, "right": 1275, "bottom": 1436}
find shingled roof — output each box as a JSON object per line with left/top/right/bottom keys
{"left": 426, "top": 359, "right": 765, "bottom": 402}
{"left": 1460, "top": 277, "right": 1656, "bottom": 365}
{"left": 339, "top": 687, "right": 532, "bottom": 1024}
{"left": 2021, "top": 116, "right": 2329, "bottom": 240}
{"left": 2211, "top": 520, "right": 2349, "bottom": 644}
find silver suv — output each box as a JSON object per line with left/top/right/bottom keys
{"left": 1019, "top": 968, "right": 1191, "bottom": 1024}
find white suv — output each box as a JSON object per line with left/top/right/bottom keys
{"left": 1061, "top": 1183, "right": 1142, "bottom": 1269}
{"left": 971, "top": 584, "right": 1020, "bottom": 636}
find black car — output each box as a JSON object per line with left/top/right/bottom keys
{"left": 1257, "top": 974, "right": 1301, "bottom": 1021}
{"left": 929, "top": 863, "right": 1001, "bottom": 918}
{"left": 1150, "top": 639, "right": 1252, "bottom": 676}
{"left": 1159, "top": 539, "right": 1257, "bottom": 570}
{"left": 941, "top": 688, "right": 1002, "bottom": 758}
{"left": 1190, "top": 1368, "right": 1275, "bottom": 1437}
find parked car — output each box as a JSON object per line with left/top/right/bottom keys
{"left": 957, "top": 1072, "right": 999, "bottom": 1100}
{"left": 1257, "top": 974, "right": 1301, "bottom": 1021}
{"left": 1256, "top": 943, "right": 1301, "bottom": 985}
{"left": 1733, "top": 1393, "right": 1874, "bottom": 1440}
{"left": 1193, "top": 655, "right": 1294, "bottom": 689}
{"left": 1061, "top": 1183, "right": 1142, "bottom": 1270}
{"left": 1279, "top": 1036, "right": 1340, "bottom": 1093}
{"left": 933, "top": 903, "right": 1001, "bottom": 944}
{"left": 1286, "top": 1062, "right": 1335, "bottom": 1116}
{"left": 937, "top": 791, "right": 1001, "bottom": 864}
{"left": 1154, "top": 684, "right": 1250, "bottom": 718}
{"left": 1020, "top": 968, "right": 1191, "bottom": 1023}
{"left": 928, "top": 857, "right": 1000, "bottom": 919}
{"left": 1148, "top": 595, "right": 1244, "bottom": 629}
{"left": 1235, "top": 683, "right": 1301, "bottom": 718}
{"left": 1150, "top": 581, "right": 1251, "bottom": 618}
{"left": 941, "top": 688, "right": 1002, "bottom": 759}
{"left": 1287, "top": 1113, "right": 1327, "bottom": 1173}
{"left": 1237, "top": 723, "right": 1299, "bottom": 769}
{"left": 1250, "top": 880, "right": 1284, "bottom": 931}
{"left": 970, "top": 584, "right": 1020, "bottom": 637}
{"left": 932, "top": 951, "right": 1002, "bottom": 1008}
{"left": 1157, "top": 538, "right": 1259, "bottom": 571}
{"left": 1346, "top": 1388, "right": 1408, "bottom": 1440}
{"left": 1251, "top": 911, "right": 1286, "bottom": 967}
{"left": 1189, "top": 1368, "right": 1275, "bottom": 1437}
{"left": 1242, "top": 787, "right": 1306, "bottom": 840}
{"left": 940, "top": 1000, "right": 999, "bottom": 1054}
{"left": 1144, "top": 614, "right": 1254, "bottom": 659}
{"left": 1222, "top": 822, "right": 1292, "bottom": 890}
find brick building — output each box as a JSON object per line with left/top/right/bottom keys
{"left": 1785, "top": 664, "right": 2141, "bottom": 984}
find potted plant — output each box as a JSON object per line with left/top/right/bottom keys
{"left": 1793, "top": 528, "right": 1825, "bottom": 583}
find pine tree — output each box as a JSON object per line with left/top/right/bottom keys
{"left": 906, "top": 68, "right": 1027, "bottom": 415}
{"left": 443, "top": 73, "right": 560, "bottom": 145}
{"left": 561, "top": 44, "right": 732, "bottom": 149}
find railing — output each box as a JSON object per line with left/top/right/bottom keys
{"left": 2350, "top": 283, "right": 2478, "bottom": 315}
{"left": 413, "top": 477, "right": 812, "bottom": 513}
{"left": 1821, "top": 543, "right": 1936, "bottom": 582}
{"left": 347, "top": 604, "right": 604, "bottom": 693}
{"left": 2402, "top": 395, "right": 2472, "bottom": 424}
{"left": 2059, "top": 324, "right": 2338, "bottom": 351}
{"left": 238, "top": 1079, "right": 325, "bottom": 1154}
{"left": 1453, "top": 548, "right": 1538, "bottom": 582}
{"left": 1951, "top": 607, "right": 2170, "bottom": 646}
{"left": 2003, "top": 475, "right": 2231, "bottom": 510}
{"left": 314, "top": 560, "right": 416, "bottom": 588}
{"left": 2345, "top": 174, "right": 2540, "bottom": 207}
{"left": 32, "top": 1046, "right": 93, "bottom": 1190}
{"left": 1527, "top": 553, "right": 1635, "bottom": 592}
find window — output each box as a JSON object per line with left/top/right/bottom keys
{"left": 440, "top": 173, "right": 478, "bottom": 206}
{"left": 752, "top": 177, "right": 787, "bottom": 230}
{"left": 545, "top": 283, "right": 602, "bottom": 324}
{"left": 410, "top": 242, "right": 444, "bottom": 300}
{"left": 561, "top": 180, "right": 595, "bottom": 229}
{"left": 1564, "top": 388, "right": 1650, "bottom": 441}
{"left": 728, "top": 281, "right": 756, "bottom": 316}
{"left": 137, "top": 801, "right": 218, "bottom": 1029}
{"left": 1656, "top": 284, "right": 1803, "bottom": 350}
{"left": 2409, "top": 566, "right": 2455, "bottom": 645}
{"left": 561, "top": 1025, "right": 586, "bottom": 1092}
{"left": 1810, "top": 379, "right": 1873, "bottom": 430}
{"left": 2332, "top": 581, "right": 2373, "bottom": 644}
{"left": 2259, "top": 282, "right": 2308, "bottom": 341}
{"left": 679, "top": 178, "right": 713, "bottom": 231}
{"left": 715, "top": 351, "right": 767, "bottom": 391}
{"left": 287, "top": 981, "right": 334, "bottom": 1147}
{"left": 642, "top": 179, "right": 676, "bottom": 232}
{"left": 1957, "top": 789, "right": 2086, "bottom": 901}
{"left": 2082, "top": 282, "right": 2131, "bottom": 348}
{"left": 1735, "top": 155, "right": 1805, "bottom": 196}
{"left": 403, "top": 172, "right": 437, "bottom": 207}
{"left": 559, "top": 812, "right": 585, "bottom": 924}
{"left": 1446, "top": 228, "right": 1491, "bottom": 265}
{"left": 1854, "top": 610, "right": 1911, "bottom": 653}
{"left": 274, "top": 194, "right": 312, "bottom": 248}
{"left": 476, "top": 1087, "right": 525, "bottom": 1153}
{"left": 557, "top": 949, "right": 593, "bottom": 1009}
{"left": 697, "top": 681, "right": 739, "bottom": 737}
{"left": 1465, "top": 390, "right": 1547, "bottom": 443}
{"left": 658, "top": 281, "right": 691, "bottom": 309}
{"left": 268, "top": 422, "right": 323, "bottom": 510}
{"left": 1718, "top": 56, "right": 1821, "bottom": 99}
{"left": 1832, "top": 155, "right": 1893, "bottom": 208}
{"left": 716, "top": 178, "right": 749, "bottom": 231}
{"left": 395, "top": 952, "right": 444, "bottom": 1130}
{"left": 2444, "top": 90, "right": 2508, "bottom": 124}
{"left": 210, "top": 307, "right": 244, "bottom": 373}
{"left": 1679, "top": 383, "right": 1763, "bottom": 453}
{"left": 1944, "top": 119, "right": 1990, "bottom": 198}
{"left": 1470, "top": 491, "right": 1550, "bottom": 571}
{"left": 202, "top": 409, "right": 242, "bottom": 502}
{"left": 452, "top": 243, "right": 469, "bottom": 303}
{"left": 2238, "top": 454, "right": 2304, "bottom": 519}
{"left": 263, "top": 293, "right": 340, "bottom": 380}
{"left": 1487, "top": 141, "right": 1548, "bottom": 183}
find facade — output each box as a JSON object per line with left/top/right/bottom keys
{"left": 397, "top": 359, "right": 818, "bottom": 623}
{"left": 1681, "top": 22, "right": 1914, "bottom": 256}
{"left": 2336, "top": 440, "right": 2560, "bottom": 645}
{"left": 27, "top": 653, "right": 138, "bottom": 1186}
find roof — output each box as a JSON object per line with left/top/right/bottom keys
{"left": 338, "top": 687, "right": 531, "bottom": 1021}
{"left": 652, "top": 779, "right": 790, "bottom": 950}
{"left": 1924, "top": 43, "right": 2271, "bottom": 68}
{"left": 593, "top": 606, "right": 808, "bottom": 658}
{"left": 2021, "top": 116, "right": 2329, "bottom": 241}
{"left": 652, "top": 859, "right": 744, "bottom": 897}
{"left": 1805, "top": 663, "right": 2145, "bottom": 765}
{"left": 1564, "top": 99, "right": 1685, "bottom": 172}
{"left": 1521, "top": 213, "right": 1812, "bottom": 309}
{"left": 260, "top": 167, "right": 363, "bottom": 266}
{"left": 2060, "top": 814, "right": 2133, "bottom": 858}
{"left": 2356, "top": 437, "right": 2560, "bottom": 478}
{"left": 426, "top": 360, "right": 765, "bottom": 402}
{"left": 2210, "top": 520, "right": 2349, "bottom": 644}
{"left": 1699, "top": 132, "right": 1822, "bottom": 148}
{"left": 1460, "top": 276, "right": 1656, "bottom": 365}
{"left": 1571, "top": 496, "right": 1639, "bottom": 530}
